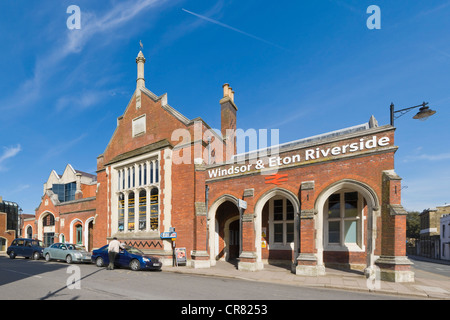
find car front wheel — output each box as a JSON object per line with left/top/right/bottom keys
{"left": 129, "top": 259, "right": 140, "bottom": 271}
{"left": 9, "top": 251, "right": 15, "bottom": 259}
{"left": 66, "top": 255, "right": 73, "bottom": 264}
{"left": 45, "top": 253, "right": 51, "bottom": 262}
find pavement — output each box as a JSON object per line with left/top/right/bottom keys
{"left": 1, "top": 252, "right": 448, "bottom": 299}
{"left": 163, "top": 256, "right": 450, "bottom": 300}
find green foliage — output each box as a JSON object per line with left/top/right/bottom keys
{"left": 406, "top": 211, "right": 420, "bottom": 239}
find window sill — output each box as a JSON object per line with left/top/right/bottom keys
{"left": 324, "top": 244, "right": 365, "bottom": 252}
{"left": 267, "top": 243, "right": 294, "bottom": 250}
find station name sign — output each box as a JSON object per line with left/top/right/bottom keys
{"left": 207, "top": 135, "right": 391, "bottom": 179}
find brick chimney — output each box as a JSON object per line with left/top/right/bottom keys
{"left": 220, "top": 83, "right": 237, "bottom": 160}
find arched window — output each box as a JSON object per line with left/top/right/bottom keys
{"left": 325, "top": 190, "right": 363, "bottom": 249}
{"left": 139, "top": 190, "right": 146, "bottom": 231}
{"left": 150, "top": 188, "right": 159, "bottom": 231}
{"left": 43, "top": 214, "right": 55, "bottom": 227}
{"left": 118, "top": 193, "right": 125, "bottom": 232}
{"left": 128, "top": 192, "right": 135, "bottom": 231}
{"left": 269, "top": 197, "right": 295, "bottom": 246}
{"left": 76, "top": 225, "right": 83, "bottom": 245}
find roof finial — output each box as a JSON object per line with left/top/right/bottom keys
{"left": 139, "top": 40, "right": 143, "bottom": 51}
{"left": 136, "top": 46, "right": 146, "bottom": 89}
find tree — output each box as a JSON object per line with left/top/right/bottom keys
{"left": 406, "top": 211, "right": 420, "bottom": 239}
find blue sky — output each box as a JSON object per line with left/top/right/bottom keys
{"left": 0, "top": 0, "right": 449, "bottom": 214}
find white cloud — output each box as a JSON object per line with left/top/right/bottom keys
{"left": 39, "top": 134, "right": 88, "bottom": 163}
{"left": 0, "top": 0, "right": 171, "bottom": 114}
{"left": 64, "top": 0, "right": 168, "bottom": 55}
{"left": 0, "top": 144, "right": 22, "bottom": 171}
{"left": 55, "top": 90, "right": 114, "bottom": 112}
{"left": 403, "top": 152, "right": 450, "bottom": 162}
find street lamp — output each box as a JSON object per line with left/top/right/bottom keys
{"left": 390, "top": 102, "right": 437, "bottom": 126}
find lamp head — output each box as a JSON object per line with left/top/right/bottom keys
{"left": 413, "top": 102, "right": 436, "bottom": 121}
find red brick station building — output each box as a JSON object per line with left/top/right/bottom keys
{"left": 22, "top": 50, "right": 414, "bottom": 282}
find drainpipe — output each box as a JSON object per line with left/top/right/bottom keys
{"left": 205, "top": 185, "right": 209, "bottom": 252}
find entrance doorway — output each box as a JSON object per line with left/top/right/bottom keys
{"left": 214, "top": 200, "right": 240, "bottom": 265}
{"left": 228, "top": 219, "right": 240, "bottom": 260}
{"left": 88, "top": 220, "right": 94, "bottom": 251}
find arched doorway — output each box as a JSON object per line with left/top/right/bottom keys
{"left": 87, "top": 220, "right": 94, "bottom": 251}
{"left": 26, "top": 225, "right": 33, "bottom": 239}
{"left": 208, "top": 195, "right": 240, "bottom": 266}
{"left": 315, "top": 179, "right": 380, "bottom": 274}
{"left": 41, "top": 213, "right": 56, "bottom": 247}
{"left": 228, "top": 219, "right": 240, "bottom": 260}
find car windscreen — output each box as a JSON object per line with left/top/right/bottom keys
{"left": 67, "top": 244, "right": 86, "bottom": 251}
{"left": 125, "top": 246, "right": 144, "bottom": 255}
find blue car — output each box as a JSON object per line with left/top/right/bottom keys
{"left": 91, "top": 244, "right": 162, "bottom": 271}
{"left": 7, "top": 238, "right": 45, "bottom": 260}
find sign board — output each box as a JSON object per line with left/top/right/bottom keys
{"left": 160, "top": 231, "right": 177, "bottom": 239}
{"left": 238, "top": 199, "right": 247, "bottom": 210}
{"left": 207, "top": 135, "right": 392, "bottom": 179}
{"left": 175, "top": 247, "right": 187, "bottom": 266}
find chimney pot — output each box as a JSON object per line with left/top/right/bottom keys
{"left": 223, "top": 83, "right": 230, "bottom": 98}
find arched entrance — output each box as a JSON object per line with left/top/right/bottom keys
{"left": 208, "top": 195, "right": 240, "bottom": 266}
{"left": 315, "top": 179, "right": 380, "bottom": 274}
{"left": 254, "top": 188, "right": 300, "bottom": 270}
{"left": 40, "top": 212, "right": 56, "bottom": 247}
{"left": 26, "top": 225, "right": 33, "bottom": 239}
{"left": 87, "top": 219, "right": 94, "bottom": 251}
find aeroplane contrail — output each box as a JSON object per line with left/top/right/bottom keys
{"left": 182, "top": 8, "right": 289, "bottom": 51}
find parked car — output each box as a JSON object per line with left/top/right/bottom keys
{"left": 7, "top": 238, "right": 45, "bottom": 260}
{"left": 92, "top": 244, "right": 162, "bottom": 271}
{"left": 43, "top": 243, "right": 92, "bottom": 264}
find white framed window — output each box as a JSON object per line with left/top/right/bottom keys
{"left": 132, "top": 115, "right": 146, "bottom": 137}
{"left": 115, "top": 157, "right": 160, "bottom": 234}
{"left": 324, "top": 190, "right": 364, "bottom": 251}
{"left": 268, "top": 197, "right": 295, "bottom": 249}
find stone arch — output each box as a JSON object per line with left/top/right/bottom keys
{"left": 70, "top": 218, "right": 83, "bottom": 244}
{"left": 26, "top": 225, "right": 33, "bottom": 239}
{"left": 315, "top": 179, "right": 380, "bottom": 274}
{"left": 254, "top": 187, "right": 301, "bottom": 270}
{"left": 208, "top": 194, "right": 240, "bottom": 266}
{"left": 38, "top": 211, "right": 56, "bottom": 245}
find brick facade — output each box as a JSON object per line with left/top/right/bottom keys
{"left": 21, "top": 50, "right": 413, "bottom": 282}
